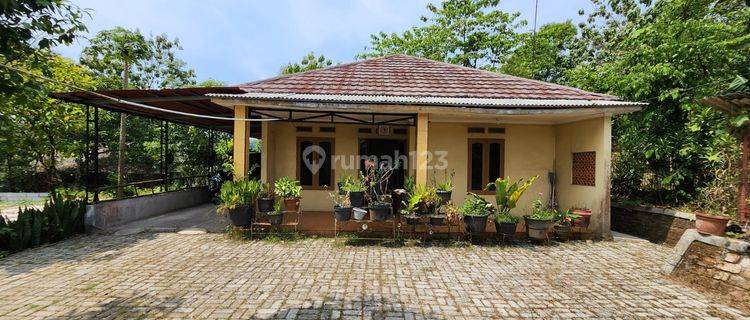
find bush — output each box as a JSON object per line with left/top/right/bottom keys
{"left": 0, "top": 191, "right": 86, "bottom": 256}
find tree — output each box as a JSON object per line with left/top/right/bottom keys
{"left": 500, "top": 21, "right": 577, "bottom": 83}
{"left": 358, "top": 0, "right": 525, "bottom": 69}
{"left": 1, "top": 0, "right": 88, "bottom": 92}
{"left": 0, "top": 55, "right": 102, "bottom": 190}
{"left": 80, "top": 27, "right": 196, "bottom": 197}
{"left": 280, "top": 52, "right": 333, "bottom": 75}
{"left": 566, "top": 0, "right": 749, "bottom": 206}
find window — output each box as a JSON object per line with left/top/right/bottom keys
{"left": 297, "top": 138, "right": 334, "bottom": 189}
{"left": 468, "top": 139, "right": 505, "bottom": 192}
{"left": 572, "top": 151, "right": 596, "bottom": 186}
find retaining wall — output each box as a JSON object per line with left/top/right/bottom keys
{"left": 611, "top": 204, "right": 694, "bottom": 246}
{"left": 0, "top": 192, "right": 48, "bottom": 201}
{"left": 85, "top": 187, "right": 209, "bottom": 231}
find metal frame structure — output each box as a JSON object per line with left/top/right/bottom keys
{"left": 82, "top": 105, "right": 219, "bottom": 204}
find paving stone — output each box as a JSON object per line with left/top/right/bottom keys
{"left": 0, "top": 233, "right": 747, "bottom": 319}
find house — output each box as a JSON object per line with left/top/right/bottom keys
{"left": 54, "top": 54, "right": 643, "bottom": 237}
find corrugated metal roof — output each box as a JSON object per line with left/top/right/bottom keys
{"left": 208, "top": 92, "right": 645, "bottom": 109}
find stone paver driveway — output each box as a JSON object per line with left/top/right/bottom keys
{"left": 0, "top": 233, "right": 747, "bottom": 319}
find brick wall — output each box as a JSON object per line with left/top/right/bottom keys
{"left": 611, "top": 205, "right": 694, "bottom": 246}
{"left": 671, "top": 241, "right": 750, "bottom": 313}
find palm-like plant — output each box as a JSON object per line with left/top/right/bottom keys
{"left": 486, "top": 176, "right": 538, "bottom": 216}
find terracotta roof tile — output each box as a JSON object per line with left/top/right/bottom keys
{"left": 238, "top": 55, "right": 619, "bottom": 101}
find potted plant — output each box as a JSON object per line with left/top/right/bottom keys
{"left": 330, "top": 191, "right": 352, "bottom": 221}
{"left": 433, "top": 170, "right": 455, "bottom": 204}
{"left": 571, "top": 206, "right": 592, "bottom": 228}
{"left": 257, "top": 182, "right": 275, "bottom": 213}
{"left": 495, "top": 212, "right": 519, "bottom": 238}
{"left": 274, "top": 176, "right": 302, "bottom": 212}
{"left": 459, "top": 193, "right": 494, "bottom": 235}
{"left": 217, "top": 179, "right": 261, "bottom": 227}
{"left": 524, "top": 199, "right": 555, "bottom": 241}
{"left": 401, "top": 194, "right": 421, "bottom": 226}
{"left": 266, "top": 198, "right": 284, "bottom": 226}
{"left": 363, "top": 161, "right": 396, "bottom": 221}
{"left": 553, "top": 209, "right": 580, "bottom": 241}
{"left": 341, "top": 174, "right": 366, "bottom": 207}
{"left": 694, "top": 211, "right": 730, "bottom": 236}
{"left": 352, "top": 207, "right": 367, "bottom": 220}
{"left": 486, "top": 176, "right": 537, "bottom": 238}
{"left": 369, "top": 195, "right": 392, "bottom": 221}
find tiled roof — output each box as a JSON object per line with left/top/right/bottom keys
{"left": 238, "top": 54, "right": 619, "bottom": 101}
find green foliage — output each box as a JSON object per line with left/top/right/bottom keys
{"left": 0, "top": 0, "right": 88, "bottom": 93}
{"left": 528, "top": 199, "right": 555, "bottom": 221}
{"left": 274, "top": 177, "right": 302, "bottom": 199}
{"left": 495, "top": 212, "right": 519, "bottom": 224}
{"left": 565, "top": 0, "right": 749, "bottom": 207}
{"left": 404, "top": 185, "right": 440, "bottom": 214}
{"left": 458, "top": 193, "right": 494, "bottom": 216}
{"left": 500, "top": 21, "right": 578, "bottom": 82}
{"left": 554, "top": 209, "right": 580, "bottom": 226}
{"left": 280, "top": 52, "right": 333, "bottom": 75}
{"left": 0, "top": 190, "right": 85, "bottom": 255}
{"left": 217, "top": 179, "right": 262, "bottom": 213}
{"left": 339, "top": 174, "right": 365, "bottom": 192}
{"left": 486, "top": 176, "right": 537, "bottom": 215}
{"left": 432, "top": 169, "right": 455, "bottom": 191}
{"left": 359, "top": 0, "right": 525, "bottom": 69}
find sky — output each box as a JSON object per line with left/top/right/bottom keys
{"left": 55, "top": 0, "right": 595, "bottom": 85}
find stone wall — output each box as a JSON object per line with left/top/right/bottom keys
{"left": 662, "top": 229, "right": 750, "bottom": 313}
{"left": 611, "top": 204, "right": 694, "bottom": 246}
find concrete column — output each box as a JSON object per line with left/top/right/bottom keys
{"left": 233, "top": 105, "right": 250, "bottom": 180}
{"left": 601, "top": 115, "right": 613, "bottom": 239}
{"left": 261, "top": 121, "right": 271, "bottom": 182}
{"left": 415, "top": 113, "right": 429, "bottom": 186}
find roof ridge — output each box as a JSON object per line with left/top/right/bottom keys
{"left": 402, "top": 54, "right": 619, "bottom": 100}
{"left": 236, "top": 54, "right": 396, "bottom": 89}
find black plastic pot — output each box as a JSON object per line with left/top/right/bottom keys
{"left": 369, "top": 203, "right": 391, "bottom": 221}
{"left": 494, "top": 221, "right": 517, "bottom": 237}
{"left": 349, "top": 191, "right": 365, "bottom": 207}
{"left": 429, "top": 214, "right": 446, "bottom": 226}
{"left": 267, "top": 212, "right": 284, "bottom": 226}
{"left": 227, "top": 205, "right": 251, "bottom": 227}
{"left": 554, "top": 224, "right": 572, "bottom": 241}
{"left": 257, "top": 197, "right": 275, "bottom": 213}
{"left": 404, "top": 214, "right": 421, "bottom": 225}
{"left": 334, "top": 205, "right": 353, "bottom": 221}
{"left": 463, "top": 215, "right": 488, "bottom": 235}
{"left": 436, "top": 190, "right": 452, "bottom": 204}
{"left": 524, "top": 216, "right": 552, "bottom": 240}
{"left": 337, "top": 182, "right": 346, "bottom": 195}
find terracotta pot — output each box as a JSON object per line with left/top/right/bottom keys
{"left": 283, "top": 197, "right": 300, "bottom": 212}
{"left": 571, "top": 209, "right": 592, "bottom": 228}
{"left": 694, "top": 211, "right": 729, "bottom": 236}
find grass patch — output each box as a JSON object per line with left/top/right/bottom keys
{"left": 225, "top": 226, "right": 305, "bottom": 243}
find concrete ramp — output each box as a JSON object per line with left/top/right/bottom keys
{"left": 112, "top": 203, "right": 227, "bottom": 235}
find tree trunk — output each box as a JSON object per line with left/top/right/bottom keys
{"left": 740, "top": 132, "right": 749, "bottom": 224}
{"left": 116, "top": 58, "right": 130, "bottom": 198}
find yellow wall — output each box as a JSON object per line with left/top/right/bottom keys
{"left": 260, "top": 117, "right": 612, "bottom": 239}
{"left": 427, "top": 122, "right": 555, "bottom": 215}
{"left": 555, "top": 117, "right": 612, "bottom": 238}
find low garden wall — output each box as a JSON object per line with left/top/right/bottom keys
{"left": 662, "top": 229, "right": 750, "bottom": 313}
{"left": 85, "top": 187, "right": 209, "bottom": 231}
{"left": 611, "top": 204, "right": 694, "bottom": 246}
{"left": 0, "top": 192, "right": 48, "bottom": 201}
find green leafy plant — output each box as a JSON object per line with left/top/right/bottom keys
{"left": 267, "top": 198, "right": 284, "bottom": 216}
{"left": 458, "top": 193, "right": 495, "bottom": 217}
{"left": 403, "top": 175, "right": 416, "bottom": 197}
{"left": 340, "top": 175, "right": 365, "bottom": 192}
{"left": 495, "top": 212, "right": 520, "bottom": 224}
{"left": 554, "top": 209, "right": 580, "bottom": 226}
{"left": 259, "top": 182, "right": 274, "bottom": 199}
{"left": 528, "top": 199, "right": 555, "bottom": 221}
{"left": 486, "top": 176, "right": 537, "bottom": 215}
{"left": 432, "top": 170, "right": 455, "bottom": 192}
{"left": 217, "top": 179, "right": 262, "bottom": 214}
{"left": 274, "top": 177, "right": 302, "bottom": 199}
